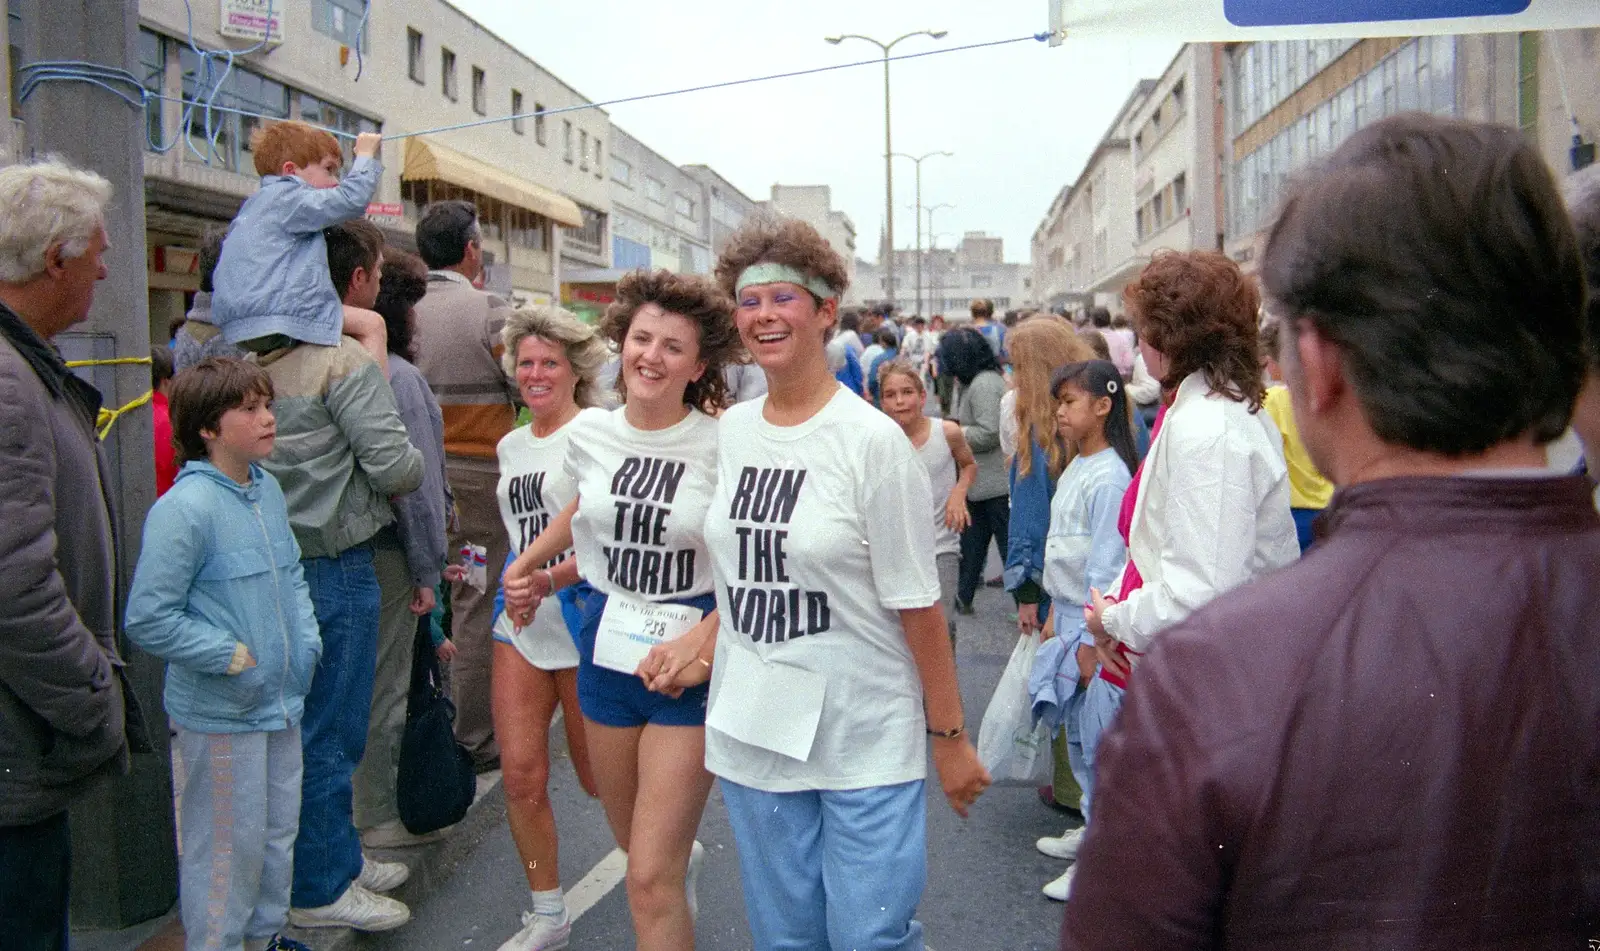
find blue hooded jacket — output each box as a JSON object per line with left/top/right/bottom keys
{"left": 212, "top": 155, "right": 382, "bottom": 347}
{"left": 125, "top": 462, "right": 322, "bottom": 733}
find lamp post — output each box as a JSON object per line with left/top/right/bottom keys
{"left": 892, "top": 150, "right": 952, "bottom": 316}
{"left": 922, "top": 203, "right": 955, "bottom": 315}
{"left": 928, "top": 230, "right": 957, "bottom": 314}
{"left": 825, "top": 29, "right": 947, "bottom": 315}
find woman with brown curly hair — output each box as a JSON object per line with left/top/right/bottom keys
{"left": 501, "top": 269, "right": 737, "bottom": 951}
{"left": 679, "top": 217, "right": 988, "bottom": 951}
{"left": 1084, "top": 250, "right": 1297, "bottom": 683}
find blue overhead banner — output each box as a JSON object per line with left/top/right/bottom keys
{"left": 1051, "top": 0, "right": 1599, "bottom": 42}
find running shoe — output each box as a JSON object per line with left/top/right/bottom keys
{"left": 497, "top": 909, "right": 572, "bottom": 951}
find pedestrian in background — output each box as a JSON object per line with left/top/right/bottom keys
{"left": 1259, "top": 315, "right": 1332, "bottom": 551}
{"left": 151, "top": 344, "right": 178, "bottom": 496}
{"left": 125, "top": 358, "right": 321, "bottom": 951}
{"left": 412, "top": 200, "right": 521, "bottom": 773}
{"left": 939, "top": 326, "right": 1009, "bottom": 615}
{"left": 0, "top": 159, "right": 137, "bottom": 950}
{"left": 1562, "top": 164, "right": 1600, "bottom": 496}
{"left": 173, "top": 228, "right": 243, "bottom": 371}
{"left": 1062, "top": 115, "right": 1600, "bottom": 949}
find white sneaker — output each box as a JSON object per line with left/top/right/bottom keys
{"left": 496, "top": 909, "right": 571, "bottom": 951}
{"left": 1036, "top": 825, "right": 1086, "bottom": 861}
{"left": 356, "top": 854, "right": 410, "bottom": 892}
{"left": 361, "top": 819, "right": 447, "bottom": 849}
{"left": 289, "top": 882, "right": 411, "bottom": 931}
{"left": 1042, "top": 864, "right": 1076, "bottom": 901}
{"left": 686, "top": 840, "right": 706, "bottom": 924}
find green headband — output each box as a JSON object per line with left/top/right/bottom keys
{"left": 735, "top": 263, "right": 839, "bottom": 301}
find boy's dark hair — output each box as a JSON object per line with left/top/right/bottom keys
{"left": 150, "top": 345, "right": 174, "bottom": 389}
{"left": 324, "top": 219, "right": 385, "bottom": 301}
{"left": 1262, "top": 112, "right": 1586, "bottom": 453}
{"left": 1089, "top": 306, "right": 1112, "bottom": 328}
{"left": 1259, "top": 317, "right": 1282, "bottom": 365}
{"left": 1562, "top": 163, "right": 1600, "bottom": 373}
{"left": 198, "top": 227, "right": 225, "bottom": 294}
{"left": 839, "top": 309, "right": 862, "bottom": 333}
{"left": 416, "top": 200, "right": 479, "bottom": 269}
{"left": 1052, "top": 359, "right": 1138, "bottom": 477}
{"left": 374, "top": 249, "right": 429, "bottom": 362}
{"left": 935, "top": 325, "right": 1000, "bottom": 386}
{"left": 874, "top": 326, "right": 897, "bottom": 348}
{"left": 169, "top": 357, "right": 275, "bottom": 465}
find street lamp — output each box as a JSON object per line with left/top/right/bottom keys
{"left": 892, "top": 150, "right": 953, "bottom": 315}
{"left": 928, "top": 230, "right": 957, "bottom": 314}
{"left": 825, "top": 29, "right": 948, "bottom": 314}
{"left": 922, "top": 203, "right": 955, "bottom": 315}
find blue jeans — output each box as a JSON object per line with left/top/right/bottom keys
{"left": 1078, "top": 675, "right": 1126, "bottom": 825}
{"left": 178, "top": 726, "right": 302, "bottom": 949}
{"left": 292, "top": 545, "right": 380, "bottom": 908}
{"left": 720, "top": 778, "right": 927, "bottom": 951}
{"left": 1062, "top": 682, "right": 1091, "bottom": 819}
{"left": 1291, "top": 506, "right": 1320, "bottom": 553}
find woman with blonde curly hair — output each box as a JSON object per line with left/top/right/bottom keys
{"left": 483, "top": 304, "right": 608, "bottom": 951}
{"left": 502, "top": 270, "right": 739, "bottom": 951}
{"left": 673, "top": 217, "right": 989, "bottom": 951}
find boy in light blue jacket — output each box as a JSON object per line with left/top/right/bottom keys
{"left": 126, "top": 357, "right": 321, "bottom": 951}
{"left": 212, "top": 120, "right": 387, "bottom": 365}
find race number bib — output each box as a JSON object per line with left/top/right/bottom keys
{"left": 592, "top": 594, "right": 703, "bottom": 675}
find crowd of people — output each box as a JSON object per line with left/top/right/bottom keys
{"left": 0, "top": 107, "right": 1596, "bottom": 951}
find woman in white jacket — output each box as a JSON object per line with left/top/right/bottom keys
{"left": 1085, "top": 250, "right": 1299, "bottom": 679}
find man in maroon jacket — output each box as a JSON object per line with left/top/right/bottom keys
{"left": 1062, "top": 113, "right": 1600, "bottom": 950}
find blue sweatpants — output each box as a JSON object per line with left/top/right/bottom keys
{"left": 720, "top": 778, "right": 927, "bottom": 951}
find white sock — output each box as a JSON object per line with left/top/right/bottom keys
{"left": 531, "top": 888, "right": 567, "bottom": 919}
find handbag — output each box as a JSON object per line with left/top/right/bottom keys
{"left": 396, "top": 615, "right": 477, "bottom": 835}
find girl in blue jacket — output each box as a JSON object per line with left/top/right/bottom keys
{"left": 126, "top": 358, "right": 321, "bottom": 951}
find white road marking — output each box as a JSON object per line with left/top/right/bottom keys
{"left": 566, "top": 847, "right": 629, "bottom": 921}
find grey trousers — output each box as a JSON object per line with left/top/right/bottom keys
{"left": 352, "top": 540, "right": 417, "bottom": 829}
{"left": 936, "top": 551, "right": 959, "bottom": 648}
{"left": 446, "top": 462, "right": 509, "bottom": 767}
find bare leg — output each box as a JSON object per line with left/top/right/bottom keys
{"left": 626, "top": 724, "right": 713, "bottom": 951}
{"left": 554, "top": 669, "right": 597, "bottom": 798}
{"left": 583, "top": 718, "right": 643, "bottom": 853}
{"left": 491, "top": 643, "right": 563, "bottom": 891}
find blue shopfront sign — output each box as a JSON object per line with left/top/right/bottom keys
{"left": 1224, "top": 0, "right": 1528, "bottom": 26}
{"left": 1052, "top": 0, "right": 1597, "bottom": 41}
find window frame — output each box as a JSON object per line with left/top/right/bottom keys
{"left": 511, "top": 89, "right": 524, "bottom": 134}
{"left": 441, "top": 47, "right": 458, "bottom": 101}
{"left": 407, "top": 28, "right": 424, "bottom": 85}
{"left": 534, "top": 103, "right": 547, "bottom": 145}
{"left": 471, "top": 66, "right": 487, "bottom": 116}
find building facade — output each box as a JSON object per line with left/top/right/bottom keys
{"left": 1222, "top": 30, "right": 1600, "bottom": 268}
{"left": 682, "top": 163, "right": 760, "bottom": 256}
{"left": 1131, "top": 45, "right": 1221, "bottom": 261}
{"left": 606, "top": 126, "right": 711, "bottom": 277}
{"left": 22, "top": 0, "right": 618, "bottom": 341}
{"left": 1030, "top": 81, "right": 1154, "bottom": 314}
{"left": 858, "top": 232, "right": 1029, "bottom": 318}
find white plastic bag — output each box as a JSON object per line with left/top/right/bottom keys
{"left": 976, "top": 631, "right": 1050, "bottom": 781}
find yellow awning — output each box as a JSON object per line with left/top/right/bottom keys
{"left": 402, "top": 138, "right": 583, "bottom": 228}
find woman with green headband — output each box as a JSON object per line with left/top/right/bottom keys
{"left": 669, "top": 217, "right": 990, "bottom": 951}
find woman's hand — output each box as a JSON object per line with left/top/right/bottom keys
{"left": 1083, "top": 587, "right": 1114, "bottom": 642}
{"left": 636, "top": 637, "right": 706, "bottom": 699}
{"left": 1017, "top": 600, "right": 1040, "bottom": 636}
{"left": 943, "top": 491, "right": 971, "bottom": 534}
{"left": 932, "top": 736, "right": 991, "bottom": 818}
{"left": 503, "top": 561, "right": 553, "bottom": 628}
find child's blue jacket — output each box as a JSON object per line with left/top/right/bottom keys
{"left": 212, "top": 155, "right": 381, "bottom": 347}
{"left": 125, "top": 462, "right": 322, "bottom": 733}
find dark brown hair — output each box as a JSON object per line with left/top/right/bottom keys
{"left": 374, "top": 249, "right": 428, "bottom": 362}
{"left": 251, "top": 120, "right": 341, "bottom": 178}
{"left": 169, "top": 357, "right": 275, "bottom": 465}
{"left": 1262, "top": 112, "right": 1586, "bottom": 452}
{"left": 1125, "top": 249, "right": 1265, "bottom": 410}
{"left": 601, "top": 269, "right": 738, "bottom": 413}
{"left": 324, "top": 219, "right": 384, "bottom": 301}
{"left": 714, "top": 216, "right": 849, "bottom": 304}
{"left": 970, "top": 298, "right": 994, "bottom": 320}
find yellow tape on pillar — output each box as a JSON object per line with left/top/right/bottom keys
{"left": 64, "top": 356, "right": 155, "bottom": 440}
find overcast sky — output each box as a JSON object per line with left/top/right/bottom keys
{"left": 450, "top": 0, "right": 1178, "bottom": 265}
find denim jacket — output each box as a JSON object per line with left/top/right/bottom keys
{"left": 212, "top": 155, "right": 381, "bottom": 347}
{"left": 125, "top": 462, "right": 322, "bottom": 734}
{"left": 1006, "top": 441, "right": 1055, "bottom": 595}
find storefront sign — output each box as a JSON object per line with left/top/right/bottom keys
{"left": 219, "top": 0, "right": 284, "bottom": 45}
{"left": 366, "top": 202, "right": 405, "bottom": 224}
{"left": 1050, "top": 0, "right": 1599, "bottom": 41}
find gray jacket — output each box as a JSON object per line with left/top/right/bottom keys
{"left": 256, "top": 339, "right": 424, "bottom": 559}
{"left": 958, "top": 369, "right": 1010, "bottom": 502}
{"left": 387, "top": 354, "right": 451, "bottom": 589}
{"left": 0, "top": 303, "right": 131, "bottom": 825}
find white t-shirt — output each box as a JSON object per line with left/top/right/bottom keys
{"left": 704, "top": 385, "right": 942, "bottom": 792}
{"left": 912, "top": 419, "right": 961, "bottom": 556}
{"left": 563, "top": 406, "right": 719, "bottom": 601}
{"left": 495, "top": 422, "right": 579, "bottom": 669}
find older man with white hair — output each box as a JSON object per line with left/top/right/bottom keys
{"left": 0, "top": 159, "right": 134, "bottom": 948}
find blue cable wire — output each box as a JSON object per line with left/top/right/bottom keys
{"left": 353, "top": 0, "right": 373, "bottom": 82}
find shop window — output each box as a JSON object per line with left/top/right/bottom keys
{"left": 311, "top": 0, "right": 367, "bottom": 51}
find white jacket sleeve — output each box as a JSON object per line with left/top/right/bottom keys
{"left": 1103, "top": 426, "right": 1264, "bottom": 653}
{"left": 1127, "top": 353, "right": 1161, "bottom": 407}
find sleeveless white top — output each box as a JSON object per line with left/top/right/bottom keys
{"left": 913, "top": 420, "right": 961, "bottom": 556}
